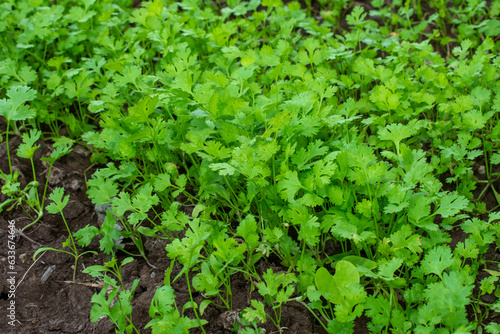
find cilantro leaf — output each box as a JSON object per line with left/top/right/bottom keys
{"left": 421, "top": 245, "right": 454, "bottom": 278}
{"left": 0, "top": 86, "right": 37, "bottom": 121}
{"left": 243, "top": 300, "right": 267, "bottom": 323}
{"left": 408, "top": 194, "right": 437, "bottom": 231}
{"left": 277, "top": 171, "right": 302, "bottom": 201}
{"left": 346, "top": 6, "right": 367, "bottom": 26}
{"left": 377, "top": 258, "right": 403, "bottom": 282}
{"left": 435, "top": 193, "right": 468, "bottom": 218}
{"left": 153, "top": 173, "right": 171, "bottom": 192}
{"left": 46, "top": 187, "right": 69, "bottom": 214}
{"left": 236, "top": 215, "right": 259, "bottom": 250}
{"left": 209, "top": 163, "right": 236, "bottom": 176}
{"left": 491, "top": 153, "right": 500, "bottom": 165}
{"left": 16, "top": 129, "right": 41, "bottom": 159}
{"left": 87, "top": 174, "right": 119, "bottom": 205}
{"left": 100, "top": 210, "right": 122, "bottom": 254}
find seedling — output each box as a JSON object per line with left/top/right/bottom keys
{"left": 0, "top": 127, "right": 72, "bottom": 231}
{"left": 33, "top": 188, "right": 96, "bottom": 281}
{"left": 84, "top": 257, "right": 140, "bottom": 334}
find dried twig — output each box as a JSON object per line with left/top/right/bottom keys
{"left": 61, "top": 281, "right": 105, "bottom": 289}
{"left": 15, "top": 228, "right": 43, "bottom": 247}
{"left": 15, "top": 251, "right": 46, "bottom": 291}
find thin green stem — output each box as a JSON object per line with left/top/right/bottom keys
{"left": 295, "top": 300, "right": 328, "bottom": 332}
{"left": 61, "top": 213, "right": 77, "bottom": 256}
{"left": 20, "top": 210, "right": 42, "bottom": 232}
{"left": 29, "top": 158, "right": 41, "bottom": 205}
{"left": 185, "top": 272, "right": 207, "bottom": 334}
{"left": 6, "top": 121, "right": 12, "bottom": 174}
{"left": 41, "top": 163, "right": 54, "bottom": 209}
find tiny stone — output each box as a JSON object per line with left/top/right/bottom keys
{"left": 19, "top": 253, "right": 28, "bottom": 264}
{"left": 41, "top": 265, "right": 56, "bottom": 284}
{"left": 478, "top": 165, "right": 486, "bottom": 174}
{"left": 95, "top": 203, "right": 112, "bottom": 223}
{"left": 48, "top": 167, "right": 65, "bottom": 185}
{"left": 73, "top": 145, "right": 90, "bottom": 157}
{"left": 150, "top": 272, "right": 156, "bottom": 278}
{"left": 67, "top": 178, "right": 82, "bottom": 191}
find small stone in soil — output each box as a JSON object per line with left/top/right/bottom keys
{"left": 19, "top": 253, "right": 28, "bottom": 264}
{"left": 73, "top": 145, "right": 91, "bottom": 157}
{"left": 220, "top": 310, "right": 239, "bottom": 330}
{"left": 41, "top": 265, "right": 56, "bottom": 284}
{"left": 65, "top": 178, "right": 82, "bottom": 191}
{"left": 48, "top": 167, "right": 65, "bottom": 185}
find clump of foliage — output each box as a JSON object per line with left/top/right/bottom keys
{"left": 1, "top": 0, "right": 500, "bottom": 333}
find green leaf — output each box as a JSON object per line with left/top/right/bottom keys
{"left": 327, "top": 318, "right": 355, "bottom": 334}
{"left": 462, "top": 109, "right": 493, "bottom": 130}
{"left": 74, "top": 225, "right": 100, "bottom": 247}
{"left": 243, "top": 300, "right": 267, "bottom": 323}
{"left": 346, "top": 6, "right": 367, "bottom": 26}
{"left": 236, "top": 214, "right": 259, "bottom": 249}
{"left": 298, "top": 214, "right": 320, "bottom": 247}
{"left": 315, "top": 261, "right": 359, "bottom": 304}
{"left": 87, "top": 174, "right": 119, "bottom": 205}
{"left": 149, "top": 285, "right": 176, "bottom": 318}
{"left": 277, "top": 171, "right": 302, "bottom": 200}
{"left": 18, "top": 65, "right": 37, "bottom": 84}
{"left": 153, "top": 173, "right": 171, "bottom": 192}
{"left": 453, "top": 238, "right": 479, "bottom": 260}
{"left": 16, "top": 129, "right": 41, "bottom": 159}
{"left": 262, "top": 0, "right": 281, "bottom": 8}
{"left": 90, "top": 285, "right": 115, "bottom": 322}
{"left": 470, "top": 86, "right": 491, "bottom": 108}
{"left": 435, "top": 193, "right": 468, "bottom": 218}
{"left": 491, "top": 153, "right": 500, "bottom": 165}
{"left": 421, "top": 245, "right": 454, "bottom": 278}
{"left": 147, "top": 282, "right": 204, "bottom": 331}
{"left": 132, "top": 184, "right": 159, "bottom": 213}
{"left": 378, "top": 121, "right": 423, "bottom": 153}
{"left": 485, "top": 323, "right": 500, "bottom": 334}
{"left": 258, "top": 268, "right": 296, "bottom": 303}
{"left": 421, "top": 271, "right": 473, "bottom": 329}
{"left": 408, "top": 194, "right": 436, "bottom": 230}
{"left": 342, "top": 255, "right": 377, "bottom": 271}
{"left": 209, "top": 163, "right": 236, "bottom": 176}
{"left": 192, "top": 261, "right": 220, "bottom": 297}
{"left": 46, "top": 187, "right": 69, "bottom": 214}
{"left": 377, "top": 258, "right": 403, "bottom": 281}
{"left": 33, "top": 246, "right": 72, "bottom": 261}
{"left": 114, "top": 65, "right": 142, "bottom": 87}
{"left": 41, "top": 145, "right": 72, "bottom": 164}
{"left": 315, "top": 261, "right": 366, "bottom": 322}
{"left": 365, "top": 295, "right": 391, "bottom": 332}
{"left": 291, "top": 140, "right": 328, "bottom": 169}
{"left": 390, "top": 224, "right": 423, "bottom": 254}
{"left": 113, "top": 192, "right": 134, "bottom": 216}
{"left": 100, "top": 210, "right": 122, "bottom": 254}
{"left": 0, "top": 86, "right": 37, "bottom": 121}
{"left": 126, "top": 95, "right": 158, "bottom": 123}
